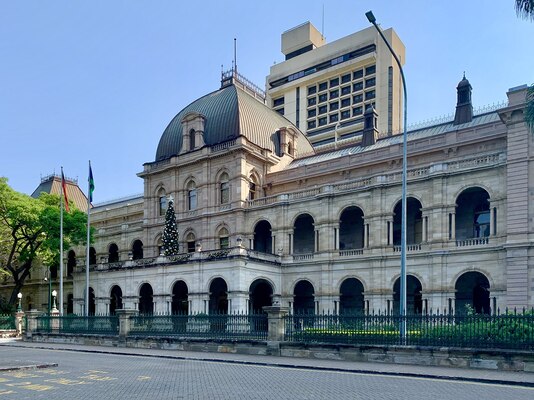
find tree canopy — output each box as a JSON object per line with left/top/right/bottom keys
{"left": 516, "top": 0, "right": 534, "bottom": 20}
{"left": 0, "top": 177, "right": 88, "bottom": 309}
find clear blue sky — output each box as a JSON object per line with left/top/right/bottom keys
{"left": 1, "top": 1, "right": 532, "bottom": 203}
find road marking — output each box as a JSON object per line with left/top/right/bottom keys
{"left": 0, "top": 390, "right": 15, "bottom": 396}
{"left": 0, "top": 378, "right": 10, "bottom": 383}
{"left": 4, "top": 372, "right": 40, "bottom": 378}
{"left": 79, "top": 374, "right": 117, "bottom": 382}
{"left": 137, "top": 376, "right": 151, "bottom": 381}
{"left": 45, "top": 378, "right": 89, "bottom": 386}
{"left": 19, "top": 384, "right": 54, "bottom": 391}
{"left": 39, "top": 370, "right": 68, "bottom": 375}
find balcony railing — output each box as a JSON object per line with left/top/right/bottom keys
{"left": 339, "top": 249, "right": 364, "bottom": 257}
{"left": 393, "top": 244, "right": 422, "bottom": 252}
{"left": 456, "top": 237, "right": 489, "bottom": 247}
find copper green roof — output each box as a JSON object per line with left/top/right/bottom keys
{"left": 155, "top": 84, "right": 314, "bottom": 161}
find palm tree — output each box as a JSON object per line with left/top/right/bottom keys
{"left": 526, "top": 85, "right": 534, "bottom": 133}
{"left": 516, "top": 0, "right": 534, "bottom": 20}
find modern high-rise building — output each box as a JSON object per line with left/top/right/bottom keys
{"left": 266, "top": 22, "right": 405, "bottom": 147}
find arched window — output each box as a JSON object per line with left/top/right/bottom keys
{"left": 219, "top": 172, "right": 229, "bottom": 204}
{"left": 218, "top": 227, "right": 229, "bottom": 249}
{"left": 67, "top": 250, "right": 76, "bottom": 277}
{"left": 108, "top": 243, "right": 119, "bottom": 263}
{"left": 187, "top": 181, "right": 197, "bottom": 210}
{"left": 158, "top": 190, "right": 167, "bottom": 216}
{"left": 67, "top": 293, "right": 73, "bottom": 314}
{"left": 249, "top": 175, "right": 258, "bottom": 200}
{"left": 186, "top": 232, "right": 196, "bottom": 253}
{"left": 189, "top": 129, "right": 196, "bottom": 151}
{"left": 132, "top": 240, "right": 143, "bottom": 260}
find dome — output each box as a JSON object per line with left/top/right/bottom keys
{"left": 155, "top": 84, "right": 314, "bottom": 161}
{"left": 457, "top": 74, "right": 471, "bottom": 89}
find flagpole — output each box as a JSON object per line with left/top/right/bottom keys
{"left": 85, "top": 161, "right": 91, "bottom": 316}
{"left": 59, "top": 168, "right": 65, "bottom": 316}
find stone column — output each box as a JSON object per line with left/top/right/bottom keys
{"left": 116, "top": 309, "right": 139, "bottom": 337}
{"left": 15, "top": 311, "right": 25, "bottom": 336}
{"left": 263, "top": 306, "right": 290, "bottom": 342}
{"left": 25, "top": 310, "right": 42, "bottom": 338}
{"left": 422, "top": 215, "right": 427, "bottom": 243}
{"left": 450, "top": 211, "right": 456, "bottom": 240}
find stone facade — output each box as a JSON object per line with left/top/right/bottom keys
{"left": 63, "top": 78, "right": 533, "bottom": 316}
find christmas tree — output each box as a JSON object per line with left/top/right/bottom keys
{"left": 162, "top": 197, "right": 179, "bottom": 256}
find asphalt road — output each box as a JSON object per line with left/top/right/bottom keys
{"left": 0, "top": 346, "right": 532, "bottom": 399}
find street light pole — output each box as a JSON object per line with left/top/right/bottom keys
{"left": 366, "top": 10, "right": 408, "bottom": 339}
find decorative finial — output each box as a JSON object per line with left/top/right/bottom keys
{"left": 463, "top": 71, "right": 466, "bottom": 79}
{"left": 168, "top": 194, "right": 174, "bottom": 204}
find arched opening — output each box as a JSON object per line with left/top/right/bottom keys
{"left": 293, "top": 214, "right": 315, "bottom": 254}
{"left": 455, "top": 187, "right": 491, "bottom": 239}
{"left": 339, "top": 278, "right": 365, "bottom": 315}
{"left": 89, "top": 247, "right": 97, "bottom": 265}
{"left": 109, "top": 285, "right": 123, "bottom": 315}
{"left": 108, "top": 243, "right": 119, "bottom": 263}
{"left": 186, "top": 232, "right": 196, "bottom": 253}
{"left": 50, "top": 263, "right": 58, "bottom": 280}
{"left": 339, "top": 207, "right": 364, "bottom": 250}
{"left": 249, "top": 279, "right": 273, "bottom": 313}
{"left": 253, "top": 220, "right": 272, "bottom": 253}
{"left": 219, "top": 172, "right": 230, "bottom": 204}
{"left": 67, "top": 250, "right": 76, "bottom": 277}
{"left": 172, "top": 280, "right": 189, "bottom": 315}
{"left": 139, "top": 283, "right": 153, "bottom": 315}
{"left": 218, "top": 227, "right": 229, "bottom": 249}
{"left": 393, "top": 275, "right": 423, "bottom": 315}
{"left": 67, "top": 294, "right": 73, "bottom": 314}
{"left": 88, "top": 287, "right": 96, "bottom": 315}
{"left": 209, "top": 278, "right": 228, "bottom": 314}
{"left": 393, "top": 198, "right": 423, "bottom": 245}
{"left": 187, "top": 181, "right": 197, "bottom": 210}
{"left": 455, "top": 271, "right": 490, "bottom": 314}
{"left": 132, "top": 240, "right": 143, "bottom": 260}
{"left": 293, "top": 280, "right": 315, "bottom": 314}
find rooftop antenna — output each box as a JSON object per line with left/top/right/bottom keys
{"left": 234, "top": 38, "right": 237, "bottom": 74}
{"left": 321, "top": 4, "right": 325, "bottom": 39}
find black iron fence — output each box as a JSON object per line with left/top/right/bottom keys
{"left": 284, "top": 309, "right": 534, "bottom": 350}
{"left": 0, "top": 314, "right": 16, "bottom": 330}
{"left": 129, "top": 312, "right": 268, "bottom": 340}
{"left": 35, "top": 315, "right": 119, "bottom": 335}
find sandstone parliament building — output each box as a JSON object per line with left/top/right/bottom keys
{"left": 11, "top": 22, "right": 534, "bottom": 316}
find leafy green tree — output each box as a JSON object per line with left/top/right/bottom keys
{"left": 0, "top": 178, "right": 88, "bottom": 306}
{"left": 162, "top": 198, "right": 179, "bottom": 256}
{"left": 516, "top": 0, "right": 534, "bottom": 20}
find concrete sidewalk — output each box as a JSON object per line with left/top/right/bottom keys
{"left": 1, "top": 338, "right": 533, "bottom": 387}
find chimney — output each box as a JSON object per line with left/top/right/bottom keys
{"left": 361, "top": 106, "right": 379, "bottom": 146}
{"left": 453, "top": 74, "right": 473, "bottom": 125}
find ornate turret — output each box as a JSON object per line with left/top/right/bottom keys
{"left": 453, "top": 73, "right": 473, "bottom": 125}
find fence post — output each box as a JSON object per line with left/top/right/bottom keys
{"left": 115, "top": 309, "right": 138, "bottom": 337}
{"left": 263, "top": 305, "right": 290, "bottom": 343}
{"left": 24, "top": 310, "right": 42, "bottom": 339}
{"left": 50, "top": 308, "right": 60, "bottom": 332}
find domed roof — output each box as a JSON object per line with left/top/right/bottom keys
{"left": 155, "top": 84, "right": 314, "bottom": 161}
{"left": 457, "top": 74, "right": 471, "bottom": 89}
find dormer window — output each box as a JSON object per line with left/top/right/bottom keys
{"left": 181, "top": 112, "right": 206, "bottom": 154}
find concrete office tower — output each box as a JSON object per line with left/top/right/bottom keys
{"left": 266, "top": 22, "right": 405, "bottom": 148}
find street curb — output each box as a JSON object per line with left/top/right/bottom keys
{"left": 2, "top": 343, "right": 533, "bottom": 388}
{"left": 0, "top": 363, "right": 58, "bottom": 372}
